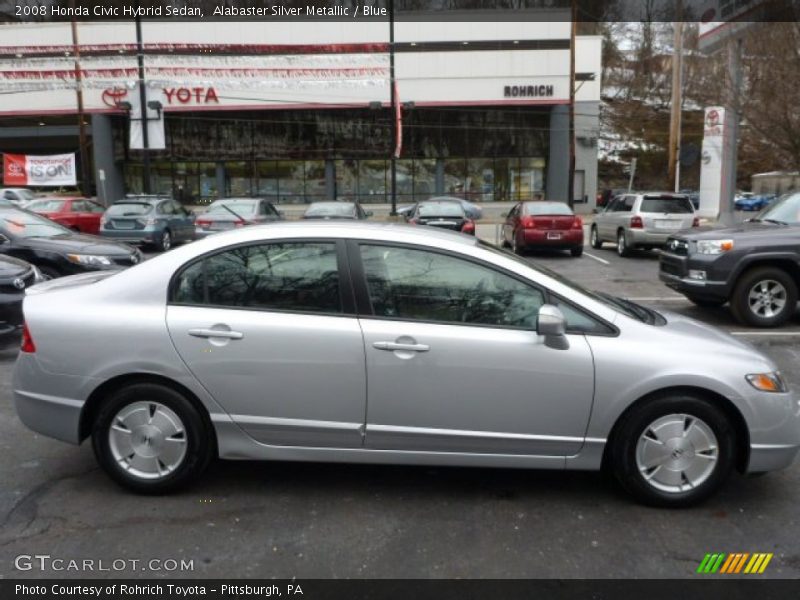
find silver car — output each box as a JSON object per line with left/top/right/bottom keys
{"left": 12, "top": 222, "right": 800, "bottom": 506}
{"left": 591, "top": 192, "right": 698, "bottom": 257}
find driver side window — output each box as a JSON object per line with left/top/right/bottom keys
{"left": 359, "top": 244, "right": 545, "bottom": 329}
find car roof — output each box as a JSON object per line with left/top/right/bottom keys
{"left": 212, "top": 198, "right": 261, "bottom": 203}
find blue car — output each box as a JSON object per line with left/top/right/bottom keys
{"left": 735, "top": 193, "right": 776, "bottom": 211}
{"left": 100, "top": 195, "right": 196, "bottom": 252}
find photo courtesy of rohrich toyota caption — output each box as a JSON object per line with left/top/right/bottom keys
{"left": 1, "top": 0, "right": 800, "bottom": 598}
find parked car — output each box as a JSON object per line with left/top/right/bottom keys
{"left": 734, "top": 193, "right": 776, "bottom": 212}
{"left": 679, "top": 189, "right": 700, "bottom": 210}
{"left": 501, "top": 201, "right": 583, "bottom": 257}
{"left": 406, "top": 200, "right": 475, "bottom": 235}
{"left": 0, "top": 254, "right": 41, "bottom": 348}
{"left": 591, "top": 192, "right": 699, "bottom": 257}
{"left": 14, "top": 222, "right": 799, "bottom": 505}
{"left": 100, "top": 196, "right": 195, "bottom": 251}
{"left": 0, "top": 187, "right": 35, "bottom": 207}
{"left": 25, "top": 196, "right": 106, "bottom": 234}
{"left": 660, "top": 190, "right": 800, "bottom": 327}
{"left": 195, "top": 198, "right": 283, "bottom": 238}
{"left": 0, "top": 206, "right": 141, "bottom": 279}
{"left": 399, "top": 196, "right": 482, "bottom": 220}
{"left": 302, "top": 201, "right": 371, "bottom": 220}
{"left": 596, "top": 188, "right": 627, "bottom": 209}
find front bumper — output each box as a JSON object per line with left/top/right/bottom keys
{"left": 745, "top": 388, "right": 800, "bottom": 472}
{"left": 659, "top": 250, "right": 732, "bottom": 301}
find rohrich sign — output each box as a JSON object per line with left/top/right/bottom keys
{"left": 3, "top": 153, "right": 77, "bottom": 186}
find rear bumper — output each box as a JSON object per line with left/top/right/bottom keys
{"left": 521, "top": 229, "right": 583, "bottom": 248}
{"left": 99, "top": 230, "right": 159, "bottom": 245}
{"left": 627, "top": 229, "right": 674, "bottom": 246}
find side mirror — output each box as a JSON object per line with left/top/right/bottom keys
{"left": 365, "top": 210, "right": 374, "bottom": 217}
{"left": 537, "top": 304, "right": 568, "bottom": 350}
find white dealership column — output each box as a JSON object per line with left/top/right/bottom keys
{"left": 697, "top": 106, "right": 732, "bottom": 220}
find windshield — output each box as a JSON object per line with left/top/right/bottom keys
{"left": 18, "top": 190, "right": 35, "bottom": 201}
{"left": 0, "top": 210, "right": 71, "bottom": 238}
{"left": 107, "top": 203, "right": 153, "bottom": 217}
{"left": 27, "top": 199, "right": 66, "bottom": 212}
{"left": 524, "top": 202, "right": 573, "bottom": 216}
{"left": 753, "top": 192, "right": 800, "bottom": 224}
{"left": 207, "top": 202, "right": 257, "bottom": 216}
{"left": 305, "top": 203, "right": 355, "bottom": 217}
{"left": 477, "top": 240, "right": 662, "bottom": 324}
{"left": 418, "top": 202, "right": 464, "bottom": 217}
{"left": 640, "top": 196, "right": 693, "bottom": 213}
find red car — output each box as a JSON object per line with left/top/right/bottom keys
{"left": 25, "top": 197, "right": 106, "bottom": 234}
{"left": 501, "top": 201, "right": 584, "bottom": 257}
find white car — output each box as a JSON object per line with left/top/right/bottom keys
{"left": 0, "top": 187, "right": 36, "bottom": 207}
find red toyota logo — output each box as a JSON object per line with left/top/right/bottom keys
{"left": 102, "top": 87, "right": 129, "bottom": 108}
{"left": 706, "top": 109, "right": 720, "bottom": 127}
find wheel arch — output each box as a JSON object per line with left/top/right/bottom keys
{"left": 601, "top": 385, "right": 750, "bottom": 473}
{"left": 731, "top": 256, "right": 800, "bottom": 290}
{"left": 79, "top": 373, "right": 218, "bottom": 452}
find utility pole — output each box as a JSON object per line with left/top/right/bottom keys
{"left": 567, "top": 0, "right": 577, "bottom": 207}
{"left": 388, "top": 0, "right": 397, "bottom": 216}
{"left": 135, "top": 8, "right": 151, "bottom": 194}
{"left": 70, "top": 8, "right": 90, "bottom": 196}
{"left": 668, "top": 4, "right": 684, "bottom": 192}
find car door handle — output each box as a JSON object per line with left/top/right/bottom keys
{"left": 372, "top": 341, "right": 430, "bottom": 352}
{"left": 188, "top": 328, "right": 244, "bottom": 340}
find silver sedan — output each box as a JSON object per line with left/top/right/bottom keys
{"left": 13, "top": 222, "right": 800, "bottom": 506}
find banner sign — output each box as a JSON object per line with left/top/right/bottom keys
{"left": 3, "top": 153, "right": 77, "bottom": 186}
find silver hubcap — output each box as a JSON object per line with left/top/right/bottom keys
{"left": 109, "top": 401, "right": 187, "bottom": 480}
{"left": 747, "top": 279, "right": 786, "bottom": 318}
{"left": 591, "top": 228, "right": 598, "bottom": 245}
{"left": 162, "top": 233, "right": 171, "bottom": 250}
{"left": 636, "top": 414, "right": 718, "bottom": 494}
{"left": 617, "top": 233, "right": 625, "bottom": 254}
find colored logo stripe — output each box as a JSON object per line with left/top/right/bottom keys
{"left": 698, "top": 553, "right": 773, "bottom": 574}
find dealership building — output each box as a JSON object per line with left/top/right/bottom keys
{"left": 0, "top": 12, "right": 601, "bottom": 210}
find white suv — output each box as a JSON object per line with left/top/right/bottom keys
{"left": 590, "top": 192, "right": 699, "bottom": 257}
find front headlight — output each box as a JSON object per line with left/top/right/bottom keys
{"left": 696, "top": 239, "right": 734, "bottom": 254}
{"left": 66, "top": 254, "right": 112, "bottom": 266}
{"left": 746, "top": 372, "right": 787, "bottom": 393}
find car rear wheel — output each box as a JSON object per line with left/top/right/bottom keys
{"left": 92, "top": 383, "right": 214, "bottom": 494}
{"left": 570, "top": 246, "right": 584, "bottom": 257}
{"left": 617, "top": 229, "right": 631, "bottom": 257}
{"left": 610, "top": 394, "right": 736, "bottom": 507}
{"left": 511, "top": 233, "right": 524, "bottom": 255}
{"left": 158, "top": 229, "right": 172, "bottom": 252}
{"left": 686, "top": 295, "right": 726, "bottom": 308}
{"left": 730, "top": 266, "right": 798, "bottom": 327}
{"left": 590, "top": 225, "right": 603, "bottom": 249}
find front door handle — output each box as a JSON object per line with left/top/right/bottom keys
{"left": 373, "top": 341, "right": 430, "bottom": 352}
{"left": 188, "top": 328, "right": 244, "bottom": 340}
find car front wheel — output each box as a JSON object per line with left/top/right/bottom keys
{"left": 590, "top": 225, "right": 603, "bottom": 249}
{"left": 158, "top": 229, "right": 172, "bottom": 252}
{"left": 730, "top": 266, "right": 798, "bottom": 327}
{"left": 92, "top": 383, "right": 214, "bottom": 494}
{"left": 610, "top": 394, "right": 736, "bottom": 507}
{"left": 512, "top": 232, "right": 524, "bottom": 255}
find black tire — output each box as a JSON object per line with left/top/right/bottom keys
{"left": 92, "top": 383, "right": 214, "bottom": 494}
{"left": 38, "top": 265, "right": 60, "bottom": 280}
{"left": 158, "top": 229, "right": 172, "bottom": 252}
{"left": 570, "top": 246, "right": 584, "bottom": 257}
{"left": 590, "top": 225, "right": 603, "bottom": 249}
{"left": 511, "top": 232, "right": 524, "bottom": 255}
{"left": 616, "top": 229, "right": 631, "bottom": 257}
{"left": 686, "top": 295, "right": 726, "bottom": 308}
{"left": 730, "top": 266, "right": 798, "bottom": 328}
{"left": 609, "top": 394, "right": 737, "bottom": 507}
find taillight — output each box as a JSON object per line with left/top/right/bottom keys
{"left": 521, "top": 216, "right": 536, "bottom": 228}
{"left": 21, "top": 323, "right": 35, "bottom": 353}
{"left": 233, "top": 219, "right": 246, "bottom": 228}
{"left": 408, "top": 218, "right": 419, "bottom": 225}
{"left": 630, "top": 216, "right": 644, "bottom": 229}
{"left": 462, "top": 220, "right": 475, "bottom": 234}
{"left": 99, "top": 216, "right": 107, "bottom": 227}
{"left": 692, "top": 217, "right": 700, "bottom": 227}
{"left": 196, "top": 219, "right": 211, "bottom": 229}
{"left": 572, "top": 216, "right": 583, "bottom": 230}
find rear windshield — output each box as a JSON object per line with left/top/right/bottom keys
{"left": 207, "top": 202, "right": 257, "bottom": 215}
{"left": 305, "top": 203, "right": 355, "bottom": 217}
{"left": 0, "top": 210, "right": 69, "bottom": 238}
{"left": 524, "top": 202, "right": 573, "bottom": 216}
{"left": 27, "top": 199, "right": 65, "bottom": 212}
{"left": 640, "top": 196, "right": 693, "bottom": 214}
{"left": 107, "top": 203, "right": 153, "bottom": 216}
{"left": 418, "top": 203, "right": 464, "bottom": 217}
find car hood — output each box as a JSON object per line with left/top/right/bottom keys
{"left": 675, "top": 221, "right": 797, "bottom": 241}
{"left": 0, "top": 254, "right": 33, "bottom": 278}
{"left": 17, "top": 233, "right": 134, "bottom": 256}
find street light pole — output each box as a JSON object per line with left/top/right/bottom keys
{"left": 388, "top": 0, "right": 397, "bottom": 216}
{"left": 668, "top": 5, "right": 684, "bottom": 192}
{"left": 567, "top": 0, "right": 576, "bottom": 207}
{"left": 135, "top": 8, "right": 151, "bottom": 194}
{"left": 69, "top": 8, "right": 90, "bottom": 196}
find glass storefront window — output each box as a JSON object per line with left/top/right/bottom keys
{"left": 256, "top": 161, "right": 279, "bottom": 201}
{"left": 510, "top": 158, "right": 546, "bottom": 202}
{"left": 151, "top": 162, "right": 173, "bottom": 197}
{"left": 413, "top": 159, "right": 436, "bottom": 201}
{"left": 225, "top": 161, "right": 253, "bottom": 197}
{"left": 173, "top": 162, "right": 198, "bottom": 205}
{"left": 395, "top": 159, "right": 414, "bottom": 206}
{"left": 335, "top": 160, "right": 358, "bottom": 201}
{"left": 276, "top": 161, "right": 304, "bottom": 204}
{"left": 359, "top": 160, "right": 387, "bottom": 203}
{"left": 125, "top": 165, "right": 144, "bottom": 196}
{"left": 466, "top": 158, "right": 494, "bottom": 203}
{"left": 494, "top": 158, "right": 510, "bottom": 203}
{"left": 304, "top": 160, "right": 327, "bottom": 201}
{"left": 199, "top": 163, "right": 218, "bottom": 204}
{"left": 443, "top": 158, "right": 466, "bottom": 198}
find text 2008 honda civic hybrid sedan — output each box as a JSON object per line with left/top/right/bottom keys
{"left": 13, "top": 222, "right": 800, "bottom": 506}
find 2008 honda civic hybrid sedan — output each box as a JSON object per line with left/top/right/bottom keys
{"left": 13, "top": 222, "right": 800, "bottom": 506}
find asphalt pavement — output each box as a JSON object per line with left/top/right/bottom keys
{"left": 1, "top": 231, "right": 799, "bottom": 579}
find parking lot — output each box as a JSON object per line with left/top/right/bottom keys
{"left": 1, "top": 231, "right": 799, "bottom": 579}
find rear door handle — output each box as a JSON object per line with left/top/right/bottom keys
{"left": 188, "top": 328, "right": 244, "bottom": 340}
{"left": 373, "top": 341, "right": 430, "bottom": 352}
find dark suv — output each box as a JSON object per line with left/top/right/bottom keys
{"left": 659, "top": 191, "right": 800, "bottom": 327}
